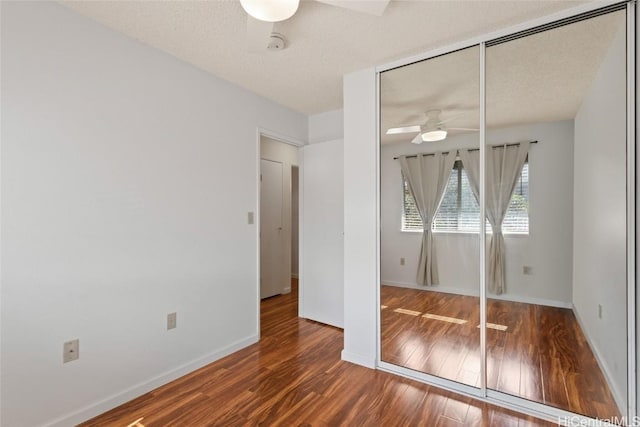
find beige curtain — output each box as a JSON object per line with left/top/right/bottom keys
{"left": 399, "top": 152, "right": 456, "bottom": 286}
{"left": 459, "top": 142, "right": 529, "bottom": 294}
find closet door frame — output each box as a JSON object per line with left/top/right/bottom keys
{"left": 375, "top": 1, "right": 636, "bottom": 424}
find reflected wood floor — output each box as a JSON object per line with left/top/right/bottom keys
{"left": 381, "top": 285, "right": 621, "bottom": 421}
{"left": 81, "top": 280, "right": 556, "bottom": 427}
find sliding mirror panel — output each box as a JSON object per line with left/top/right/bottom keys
{"left": 380, "top": 46, "right": 481, "bottom": 386}
{"left": 484, "top": 8, "right": 627, "bottom": 420}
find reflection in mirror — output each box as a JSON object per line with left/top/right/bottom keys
{"left": 380, "top": 46, "right": 481, "bottom": 386}
{"left": 485, "top": 9, "right": 627, "bottom": 420}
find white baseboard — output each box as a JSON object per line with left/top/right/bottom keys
{"left": 380, "top": 280, "right": 572, "bottom": 309}
{"left": 282, "top": 287, "right": 292, "bottom": 294}
{"left": 303, "top": 313, "right": 344, "bottom": 329}
{"left": 341, "top": 350, "right": 376, "bottom": 369}
{"left": 45, "top": 334, "right": 259, "bottom": 427}
{"left": 489, "top": 293, "right": 572, "bottom": 309}
{"left": 571, "top": 306, "right": 626, "bottom": 415}
{"left": 381, "top": 280, "right": 478, "bottom": 297}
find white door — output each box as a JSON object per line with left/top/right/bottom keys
{"left": 260, "top": 158, "right": 284, "bottom": 299}
{"left": 301, "top": 139, "right": 344, "bottom": 327}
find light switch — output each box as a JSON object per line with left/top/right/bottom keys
{"left": 167, "top": 312, "right": 177, "bottom": 330}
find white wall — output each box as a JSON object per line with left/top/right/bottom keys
{"left": 308, "top": 109, "right": 344, "bottom": 144}
{"left": 299, "top": 109, "right": 345, "bottom": 327}
{"left": 261, "top": 136, "right": 299, "bottom": 292}
{"left": 0, "top": 2, "right": 307, "bottom": 426}
{"left": 300, "top": 140, "right": 344, "bottom": 328}
{"left": 573, "top": 25, "right": 627, "bottom": 411}
{"left": 381, "top": 120, "right": 575, "bottom": 307}
{"left": 342, "top": 68, "right": 377, "bottom": 367}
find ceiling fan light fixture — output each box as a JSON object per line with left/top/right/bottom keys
{"left": 240, "top": 0, "right": 300, "bottom": 22}
{"left": 421, "top": 129, "right": 447, "bottom": 142}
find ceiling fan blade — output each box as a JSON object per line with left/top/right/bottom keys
{"left": 247, "top": 16, "right": 274, "bottom": 53}
{"left": 411, "top": 134, "right": 423, "bottom": 144}
{"left": 438, "top": 113, "right": 466, "bottom": 124}
{"left": 315, "top": 0, "right": 390, "bottom": 16}
{"left": 448, "top": 127, "right": 480, "bottom": 131}
{"left": 386, "top": 125, "right": 421, "bottom": 135}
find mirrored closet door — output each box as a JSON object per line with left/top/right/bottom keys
{"left": 380, "top": 46, "right": 482, "bottom": 387}
{"left": 379, "top": 2, "right": 633, "bottom": 422}
{"left": 484, "top": 7, "right": 628, "bottom": 420}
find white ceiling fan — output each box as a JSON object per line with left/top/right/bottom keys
{"left": 241, "top": 0, "right": 391, "bottom": 52}
{"left": 386, "top": 110, "right": 479, "bottom": 144}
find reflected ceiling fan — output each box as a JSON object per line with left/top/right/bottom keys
{"left": 241, "top": 0, "right": 391, "bottom": 52}
{"left": 386, "top": 110, "right": 479, "bottom": 144}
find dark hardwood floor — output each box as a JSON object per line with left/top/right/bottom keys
{"left": 381, "top": 285, "right": 621, "bottom": 421}
{"left": 81, "top": 280, "right": 557, "bottom": 426}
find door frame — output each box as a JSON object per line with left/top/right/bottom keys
{"left": 255, "top": 128, "right": 305, "bottom": 338}
{"left": 375, "top": 1, "right": 636, "bottom": 425}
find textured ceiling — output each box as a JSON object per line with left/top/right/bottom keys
{"left": 60, "top": 0, "right": 590, "bottom": 115}
{"left": 380, "top": 9, "right": 624, "bottom": 145}
{"left": 380, "top": 46, "right": 480, "bottom": 145}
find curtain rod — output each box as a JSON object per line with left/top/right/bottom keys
{"left": 392, "top": 140, "right": 537, "bottom": 160}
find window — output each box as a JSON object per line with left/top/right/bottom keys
{"left": 402, "top": 160, "right": 529, "bottom": 234}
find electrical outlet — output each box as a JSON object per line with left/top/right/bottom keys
{"left": 167, "top": 312, "right": 177, "bottom": 330}
{"left": 248, "top": 212, "right": 254, "bottom": 225}
{"left": 523, "top": 266, "right": 532, "bottom": 275}
{"left": 400, "top": 257, "right": 405, "bottom": 266}
{"left": 598, "top": 304, "right": 603, "bottom": 319}
{"left": 63, "top": 339, "right": 79, "bottom": 363}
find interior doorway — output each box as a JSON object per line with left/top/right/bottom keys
{"left": 259, "top": 136, "right": 300, "bottom": 303}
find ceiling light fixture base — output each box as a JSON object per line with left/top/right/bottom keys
{"left": 267, "top": 33, "right": 287, "bottom": 51}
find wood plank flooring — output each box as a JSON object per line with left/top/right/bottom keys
{"left": 81, "top": 280, "right": 556, "bottom": 426}
{"left": 381, "top": 285, "right": 621, "bottom": 421}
